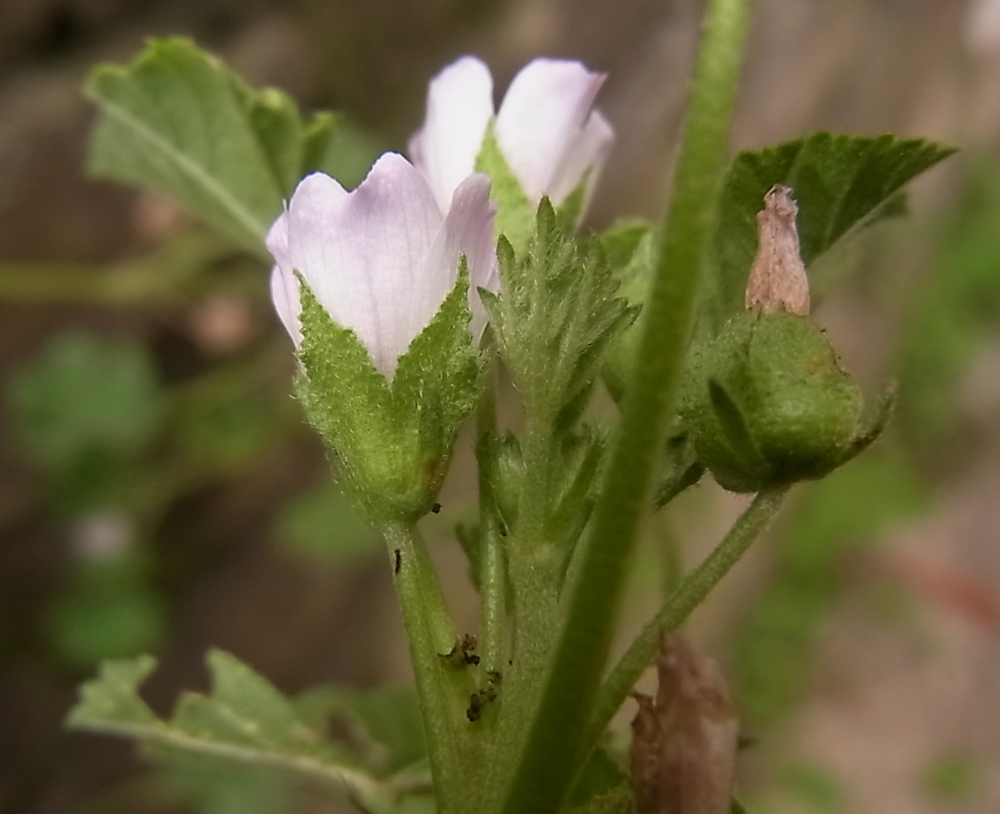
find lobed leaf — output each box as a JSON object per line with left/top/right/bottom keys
{"left": 67, "top": 652, "right": 398, "bottom": 812}
{"left": 708, "top": 133, "right": 955, "bottom": 327}
{"left": 85, "top": 38, "right": 335, "bottom": 255}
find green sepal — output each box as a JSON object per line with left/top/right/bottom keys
{"left": 85, "top": 38, "right": 336, "bottom": 255}
{"left": 679, "top": 310, "right": 878, "bottom": 492}
{"left": 296, "top": 267, "right": 481, "bottom": 525}
{"left": 546, "top": 427, "right": 606, "bottom": 573}
{"left": 474, "top": 125, "right": 594, "bottom": 252}
{"left": 597, "top": 222, "right": 658, "bottom": 403}
{"left": 707, "top": 132, "right": 955, "bottom": 330}
{"left": 652, "top": 424, "right": 706, "bottom": 509}
{"left": 66, "top": 652, "right": 395, "bottom": 811}
{"left": 475, "top": 124, "right": 535, "bottom": 252}
{"left": 487, "top": 200, "right": 635, "bottom": 423}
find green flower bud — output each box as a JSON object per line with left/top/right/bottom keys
{"left": 678, "top": 309, "right": 871, "bottom": 493}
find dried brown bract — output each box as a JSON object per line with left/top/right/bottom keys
{"left": 745, "top": 184, "right": 810, "bottom": 316}
{"left": 629, "top": 635, "right": 739, "bottom": 814}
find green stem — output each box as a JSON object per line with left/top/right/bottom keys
{"left": 497, "top": 1, "right": 754, "bottom": 811}
{"left": 476, "top": 361, "right": 506, "bottom": 675}
{"left": 583, "top": 487, "right": 788, "bottom": 753}
{"left": 383, "top": 524, "right": 468, "bottom": 814}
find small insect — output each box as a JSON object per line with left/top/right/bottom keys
{"left": 440, "top": 634, "right": 479, "bottom": 667}
{"left": 431, "top": 502, "right": 442, "bottom": 514}
{"left": 466, "top": 669, "right": 503, "bottom": 721}
{"left": 393, "top": 549, "right": 401, "bottom": 574}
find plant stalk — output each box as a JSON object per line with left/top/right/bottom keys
{"left": 497, "top": 0, "right": 756, "bottom": 810}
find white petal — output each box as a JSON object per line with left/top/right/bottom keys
{"left": 286, "top": 154, "right": 444, "bottom": 377}
{"left": 269, "top": 264, "right": 303, "bottom": 348}
{"left": 423, "top": 173, "right": 498, "bottom": 339}
{"left": 408, "top": 56, "right": 495, "bottom": 213}
{"left": 266, "top": 212, "right": 304, "bottom": 347}
{"left": 547, "top": 109, "right": 615, "bottom": 207}
{"left": 495, "top": 58, "right": 607, "bottom": 202}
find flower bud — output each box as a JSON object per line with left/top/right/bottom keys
{"left": 678, "top": 310, "right": 866, "bottom": 492}
{"left": 678, "top": 185, "right": 881, "bottom": 493}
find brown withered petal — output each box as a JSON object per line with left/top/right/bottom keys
{"left": 745, "top": 184, "right": 811, "bottom": 316}
{"left": 629, "top": 635, "right": 739, "bottom": 814}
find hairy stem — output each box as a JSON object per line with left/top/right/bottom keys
{"left": 583, "top": 487, "right": 789, "bottom": 753}
{"left": 497, "top": 1, "right": 755, "bottom": 811}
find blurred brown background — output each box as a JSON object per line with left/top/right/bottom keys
{"left": 1, "top": 1, "right": 999, "bottom": 813}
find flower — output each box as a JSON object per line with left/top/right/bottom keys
{"left": 267, "top": 152, "right": 498, "bottom": 377}
{"left": 408, "top": 55, "right": 614, "bottom": 214}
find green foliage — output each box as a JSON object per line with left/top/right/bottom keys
{"left": 274, "top": 480, "right": 376, "bottom": 564}
{"left": 9, "top": 333, "right": 163, "bottom": 472}
{"left": 678, "top": 310, "right": 874, "bottom": 492}
{"left": 297, "top": 270, "right": 480, "bottom": 525}
{"left": 598, "top": 223, "right": 657, "bottom": 402}
{"left": 728, "top": 448, "right": 928, "bottom": 723}
{"left": 483, "top": 201, "right": 634, "bottom": 426}
{"left": 562, "top": 747, "right": 632, "bottom": 814}
{"left": 85, "top": 39, "right": 336, "bottom": 255}
{"left": 475, "top": 126, "right": 534, "bottom": 252}
{"left": 919, "top": 751, "right": 981, "bottom": 804}
{"left": 296, "top": 685, "right": 427, "bottom": 776}
{"left": 707, "top": 133, "right": 954, "bottom": 328}
{"left": 67, "top": 651, "right": 401, "bottom": 812}
{"left": 780, "top": 763, "right": 848, "bottom": 813}
{"left": 896, "top": 162, "right": 1000, "bottom": 462}
{"left": 48, "top": 550, "right": 166, "bottom": 667}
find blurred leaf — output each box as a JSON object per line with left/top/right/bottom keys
{"left": 274, "top": 480, "right": 375, "bottom": 563}
{"left": 67, "top": 651, "right": 397, "bottom": 811}
{"left": 729, "top": 447, "right": 929, "bottom": 723}
{"left": 85, "top": 39, "right": 336, "bottom": 255}
{"left": 179, "top": 396, "right": 276, "bottom": 469}
{"left": 49, "top": 546, "right": 166, "bottom": 667}
{"left": 708, "top": 133, "right": 954, "bottom": 328}
{"left": 8, "top": 333, "right": 163, "bottom": 472}
{"left": 920, "top": 751, "right": 980, "bottom": 804}
{"left": 896, "top": 161, "right": 1000, "bottom": 460}
{"left": 296, "top": 685, "right": 427, "bottom": 776}
{"left": 564, "top": 746, "right": 629, "bottom": 812}
{"left": 155, "top": 761, "right": 292, "bottom": 814}
{"left": 312, "top": 117, "right": 386, "bottom": 190}
{"left": 780, "top": 763, "right": 847, "bottom": 814}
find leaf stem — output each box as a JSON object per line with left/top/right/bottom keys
{"left": 583, "top": 486, "right": 789, "bottom": 753}
{"left": 497, "top": 1, "right": 755, "bottom": 810}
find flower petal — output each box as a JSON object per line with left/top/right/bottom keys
{"left": 409, "top": 56, "right": 495, "bottom": 213}
{"left": 269, "top": 264, "right": 302, "bottom": 347}
{"left": 547, "top": 109, "right": 615, "bottom": 207}
{"left": 285, "top": 154, "right": 445, "bottom": 376}
{"left": 266, "top": 212, "right": 304, "bottom": 347}
{"left": 495, "top": 58, "right": 607, "bottom": 202}
{"left": 423, "top": 173, "right": 498, "bottom": 339}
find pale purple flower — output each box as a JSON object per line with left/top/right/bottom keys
{"left": 267, "top": 152, "right": 497, "bottom": 377}
{"left": 409, "top": 55, "right": 614, "bottom": 214}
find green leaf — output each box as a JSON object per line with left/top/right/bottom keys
{"left": 8, "top": 332, "right": 164, "bottom": 471}
{"left": 489, "top": 201, "right": 634, "bottom": 423}
{"left": 67, "top": 652, "right": 396, "bottom": 811}
{"left": 274, "top": 480, "right": 376, "bottom": 564}
{"left": 296, "top": 685, "right": 428, "bottom": 776}
{"left": 709, "top": 133, "right": 955, "bottom": 326}
{"left": 85, "top": 38, "right": 336, "bottom": 255}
